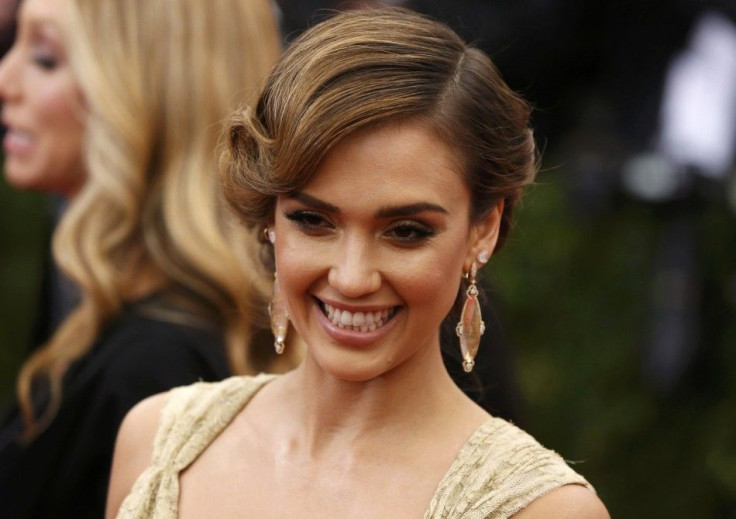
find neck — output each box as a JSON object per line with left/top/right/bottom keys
{"left": 280, "top": 343, "right": 474, "bottom": 457}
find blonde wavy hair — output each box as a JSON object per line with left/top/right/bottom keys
{"left": 17, "top": 0, "right": 289, "bottom": 439}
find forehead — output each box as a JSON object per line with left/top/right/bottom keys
{"left": 304, "top": 121, "right": 470, "bottom": 210}
{"left": 19, "top": 0, "right": 67, "bottom": 27}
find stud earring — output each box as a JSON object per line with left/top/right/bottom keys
{"left": 268, "top": 272, "right": 289, "bottom": 354}
{"left": 263, "top": 227, "right": 275, "bottom": 245}
{"left": 261, "top": 227, "right": 271, "bottom": 243}
{"left": 477, "top": 249, "right": 490, "bottom": 265}
{"left": 455, "top": 262, "right": 485, "bottom": 372}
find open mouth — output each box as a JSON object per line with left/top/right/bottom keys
{"left": 320, "top": 301, "right": 399, "bottom": 332}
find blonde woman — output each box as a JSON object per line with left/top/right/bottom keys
{"left": 109, "top": 8, "right": 608, "bottom": 519}
{"left": 0, "top": 0, "right": 291, "bottom": 516}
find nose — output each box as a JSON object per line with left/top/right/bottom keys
{"left": 0, "top": 47, "right": 20, "bottom": 101}
{"left": 327, "top": 234, "right": 381, "bottom": 298}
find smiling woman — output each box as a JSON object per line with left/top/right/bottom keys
{"left": 107, "top": 7, "right": 609, "bottom": 519}
{"left": 272, "top": 122, "right": 485, "bottom": 382}
{"left": 0, "top": 0, "right": 84, "bottom": 194}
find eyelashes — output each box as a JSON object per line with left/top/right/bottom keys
{"left": 385, "top": 221, "right": 436, "bottom": 242}
{"left": 282, "top": 210, "right": 437, "bottom": 244}
{"left": 283, "top": 210, "right": 330, "bottom": 230}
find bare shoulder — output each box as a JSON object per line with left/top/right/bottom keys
{"left": 511, "top": 484, "right": 610, "bottom": 519}
{"left": 105, "top": 391, "right": 169, "bottom": 519}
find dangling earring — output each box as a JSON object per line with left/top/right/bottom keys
{"left": 456, "top": 259, "right": 486, "bottom": 372}
{"left": 268, "top": 272, "right": 289, "bottom": 354}
{"left": 265, "top": 228, "right": 288, "bottom": 354}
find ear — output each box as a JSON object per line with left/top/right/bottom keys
{"left": 463, "top": 199, "right": 504, "bottom": 274}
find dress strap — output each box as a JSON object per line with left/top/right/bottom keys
{"left": 425, "top": 417, "right": 593, "bottom": 519}
{"left": 116, "top": 374, "right": 276, "bottom": 518}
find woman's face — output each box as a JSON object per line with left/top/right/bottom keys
{"left": 0, "top": 0, "right": 85, "bottom": 196}
{"left": 273, "top": 121, "right": 501, "bottom": 382}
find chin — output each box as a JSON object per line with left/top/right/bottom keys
{"left": 311, "top": 351, "right": 398, "bottom": 383}
{"left": 3, "top": 167, "right": 41, "bottom": 192}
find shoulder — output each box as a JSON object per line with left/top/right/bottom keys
{"left": 105, "top": 391, "right": 168, "bottom": 518}
{"left": 93, "top": 313, "right": 229, "bottom": 395}
{"left": 511, "top": 485, "right": 609, "bottom": 519}
{"left": 80, "top": 314, "right": 229, "bottom": 431}
{"left": 98, "top": 311, "right": 225, "bottom": 363}
{"left": 476, "top": 419, "right": 605, "bottom": 518}
{"left": 428, "top": 417, "right": 600, "bottom": 518}
{"left": 105, "top": 374, "right": 276, "bottom": 518}
{"left": 471, "top": 418, "right": 591, "bottom": 486}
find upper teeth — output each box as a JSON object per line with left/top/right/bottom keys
{"left": 323, "top": 303, "right": 393, "bottom": 331}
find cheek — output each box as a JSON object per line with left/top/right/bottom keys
{"left": 36, "top": 76, "right": 85, "bottom": 191}
{"left": 391, "top": 240, "right": 466, "bottom": 316}
{"left": 273, "top": 229, "right": 324, "bottom": 311}
{"left": 34, "top": 69, "right": 83, "bottom": 125}
{"left": 401, "top": 258, "right": 461, "bottom": 308}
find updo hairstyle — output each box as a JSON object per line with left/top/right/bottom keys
{"left": 222, "top": 7, "right": 537, "bottom": 253}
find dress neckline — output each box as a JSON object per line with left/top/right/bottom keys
{"left": 200, "top": 375, "right": 498, "bottom": 517}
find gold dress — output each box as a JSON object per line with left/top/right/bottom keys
{"left": 116, "top": 374, "right": 592, "bottom": 519}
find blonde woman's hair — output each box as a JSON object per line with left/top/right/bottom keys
{"left": 17, "top": 0, "right": 287, "bottom": 438}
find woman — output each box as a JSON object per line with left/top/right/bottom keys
{"left": 0, "top": 0, "right": 292, "bottom": 517}
{"left": 108, "top": 8, "right": 609, "bottom": 519}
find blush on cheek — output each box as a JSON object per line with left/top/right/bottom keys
{"left": 408, "top": 266, "right": 461, "bottom": 313}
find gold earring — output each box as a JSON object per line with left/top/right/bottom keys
{"left": 268, "top": 272, "right": 289, "bottom": 354}
{"left": 455, "top": 262, "right": 485, "bottom": 372}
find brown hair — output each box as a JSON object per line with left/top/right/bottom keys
{"left": 222, "top": 7, "right": 537, "bottom": 251}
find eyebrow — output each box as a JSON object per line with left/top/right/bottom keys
{"left": 376, "top": 202, "right": 448, "bottom": 218}
{"left": 288, "top": 192, "right": 448, "bottom": 217}
{"left": 289, "top": 192, "right": 340, "bottom": 213}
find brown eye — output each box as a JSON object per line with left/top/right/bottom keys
{"left": 386, "top": 222, "right": 435, "bottom": 242}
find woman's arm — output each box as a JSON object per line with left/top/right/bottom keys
{"left": 105, "top": 392, "right": 168, "bottom": 519}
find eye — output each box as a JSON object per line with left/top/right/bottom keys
{"left": 385, "top": 221, "right": 435, "bottom": 243}
{"left": 34, "top": 55, "right": 58, "bottom": 70}
{"left": 283, "top": 210, "right": 333, "bottom": 232}
{"left": 31, "top": 49, "right": 59, "bottom": 71}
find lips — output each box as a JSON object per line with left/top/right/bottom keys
{"left": 321, "top": 301, "right": 398, "bottom": 332}
{"left": 2, "top": 126, "right": 34, "bottom": 156}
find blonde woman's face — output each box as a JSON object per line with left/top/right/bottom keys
{"left": 0, "top": 0, "right": 85, "bottom": 196}
{"left": 273, "top": 121, "right": 493, "bottom": 382}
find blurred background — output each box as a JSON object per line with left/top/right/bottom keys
{"left": 2, "top": 0, "right": 735, "bottom": 516}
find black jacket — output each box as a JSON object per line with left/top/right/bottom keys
{"left": 0, "top": 303, "right": 229, "bottom": 519}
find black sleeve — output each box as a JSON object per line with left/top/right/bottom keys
{"left": 13, "top": 318, "right": 230, "bottom": 519}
